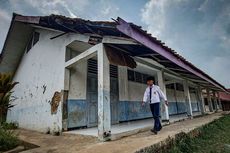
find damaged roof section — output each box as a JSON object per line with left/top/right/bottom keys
{"left": 15, "top": 14, "right": 125, "bottom": 37}
{"left": 0, "top": 13, "right": 227, "bottom": 92}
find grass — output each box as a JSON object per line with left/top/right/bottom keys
{"left": 137, "top": 114, "right": 230, "bottom": 153}
{"left": 0, "top": 122, "right": 19, "bottom": 152}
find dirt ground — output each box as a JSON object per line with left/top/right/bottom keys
{"left": 17, "top": 112, "right": 223, "bottom": 153}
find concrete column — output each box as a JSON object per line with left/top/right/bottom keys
{"left": 64, "top": 68, "right": 70, "bottom": 90}
{"left": 217, "top": 92, "right": 223, "bottom": 110}
{"left": 212, "top": 90, "right": 218, "bottom": 112}
{"left": 207, "top": 89, "right": 213, "bottom": 112}
{"left": 97, "top": 44, "right": 111, "bottom": 141}
{"left": 63, "top": 68, "right": 70, "bottom": 130}
{"left": 198, "top": 87, "right": 205, "bottom": 115}
{"left": 183, "top": 81, "right": 193, "bottom": 118}
{"left": 157, "top": 70, "right": 169, "bottom": 122}
{"left": 118, "top": 66, "right": 129, "bottom": 101}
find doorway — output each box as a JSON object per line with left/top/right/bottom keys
{"left": 87, "top": 59, "right": 119, "bottom": 127}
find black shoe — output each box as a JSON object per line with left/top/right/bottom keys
{"left": 150, "top": 129, "right": 158, "bottom": 134}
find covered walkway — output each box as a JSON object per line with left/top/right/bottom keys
{"left": 18, "top": 112, "right": 222, "bottom": 153}
{"left": 65, "top": 112, "right": 202, "bottom": 139}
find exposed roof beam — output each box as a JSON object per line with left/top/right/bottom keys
{"left": 102, "top": 36, "right": 138, "bottom": 45}
{"left": 189, "top": 78, "right": 211, "bottom": 84}
{"left": 158, "top": 60, "right": 173, "bottom": 63}
{"left": 136, "top": 53, "right": 159, "bottom": 56}
{"left": 167, "top": 67, "right": 188, "bottom": 72}
{"left": 165, "top": 80, "right": 176, "bottom": 85}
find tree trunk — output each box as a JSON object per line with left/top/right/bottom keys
{"left": 0, "top": 107, "right": 7, "bottom": 124}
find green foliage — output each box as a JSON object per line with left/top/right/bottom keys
{"left": 0, "top": 73, "right": 18, "bottom": 123}
{"left": 1, "top": 122, "right": 18, "bottom": 130}
{"left": 0, "top": 127, "right": 19, "bottom": 151}
{"left": 137, "top": 115, "right": 230, "bottom": 153}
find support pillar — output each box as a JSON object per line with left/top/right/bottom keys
{"left": 212, "top": 90, "right": 218, "bottom": 112}
{"left": 97, "top": 44, "right": 111, "bottom": 141}
{"left": 183, "top": 81, "right": 193, "bottom": 118}
{"left": 198, "top": 87, "right": 205, "bottom": 115}
{"left": 62, "top": 68, "right": 70, "bottom": 131}
{"left": 157, "top": 70, "right": 169, "bottom": 122}
{"left": 217, "top": 92, "right": 223, "bottom": 110}
{"left": 207, "top": 89, "right": 213, "bottom": 112}
{"left": 118, "top": 66, "right": 129, "bottom": 101}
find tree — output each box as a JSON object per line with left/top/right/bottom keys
{"left": 0, "top": 73, "right": 18, "bottom": 123}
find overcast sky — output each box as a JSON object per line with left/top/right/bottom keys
{"left": 0, "top": 0, "right": 229, "bottom": 88}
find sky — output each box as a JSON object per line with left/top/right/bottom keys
{"left": 0, "top": 0, "right": 229, "bottom": 88}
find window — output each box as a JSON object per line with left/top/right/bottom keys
{"left": 135, "top": 72, "right": 142, "bottom": 83}
{"left": 166, "top": 83, "right": 184, "bottom": 91}
{"left": 127, "top": 69, "right": 154, "bottom": 84}
{"left": 26, "top": 31, "right": 40, "bottom": 53}
{"left": 189, "top": 87, "right": 196, "bottom": 93}
{"left": 166, "top": 84, "right": 174, "bottom": 89}
{"left": 176, "top": 83, "right": 184, "bottom": 91}
{"left": 87, "top": 59, "right": 118, "bottom": 78}
{"left": 142, "top": 74, "right": 150, "bottom": 84}
{"left": 127, "top": 70, "right": 135, "bottom": 81}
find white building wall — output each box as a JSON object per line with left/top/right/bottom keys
{"left": 68, "top": 61, "right": 87, "bottom": 100}
{"left": 128, "top": 82, "right": 146, "bottom": 101}
{"left": 7, "top": 28, "right": 89, "bottom": 133}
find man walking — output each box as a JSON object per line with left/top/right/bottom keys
{"left": 142, "top": 76, "right": 168, "bottom": 134}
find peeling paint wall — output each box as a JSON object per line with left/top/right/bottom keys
{"left": 6, "top": 29, "right": 88, "bottom": 133}
{"left": 190, "top": 91, "right": 200, "bottom": 112}
{"left": 166, "top": 88, "right": 187, "bottom": 115}
{"left": 67, "top": 56, "right": 88, "bottom": 128}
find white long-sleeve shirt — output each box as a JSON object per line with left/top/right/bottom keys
{"left": 143, "top": 85, "right": 167, "bottom": 104}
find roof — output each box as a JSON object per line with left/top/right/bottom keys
{"left": 219, "top": 89, "right": 230, "bottom": 101}
{"left": 0, "top": 13, "right": 227, "bottom": 92}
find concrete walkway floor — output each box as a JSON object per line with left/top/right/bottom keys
{"left": 18, "top": 112, "right": 221, "bottom": 153}
{"left": 65, "top": 113, "right": 190, "bottom": 139}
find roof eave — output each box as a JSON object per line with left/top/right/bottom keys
{"left": 116, "top": 17, "right": 226, "bottom": 91}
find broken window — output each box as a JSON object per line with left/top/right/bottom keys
{"left": 26, "top": 31, "right": 40, "bottom": 53}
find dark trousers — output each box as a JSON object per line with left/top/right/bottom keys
{"left": 150, "top": 102, "right": 162, "bottom": 131}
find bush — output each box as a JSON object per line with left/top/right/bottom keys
{"left": 0, "top": 73, "right": 18, "bottom": 123}
{"left": 1, "top": 122, "right": 18, "bottom": 130}
{"left": 0, "top": 127, "right": 19, "bottom": 151}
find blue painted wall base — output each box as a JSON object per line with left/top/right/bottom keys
{"left": 67, "top": 99, "right": 87, "bottom": 129}
{"left": 67, "top": 100, "right": 200, "bottom": 129}
{"left": 118, "top": 101, "right": 152, "bottom": 121}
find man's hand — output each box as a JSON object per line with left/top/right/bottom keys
{"left": 165, "top": 101, "right": 169, "bottom": 106}
{"left": 142, "top": 102, "right": 145, "bottom": 106}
